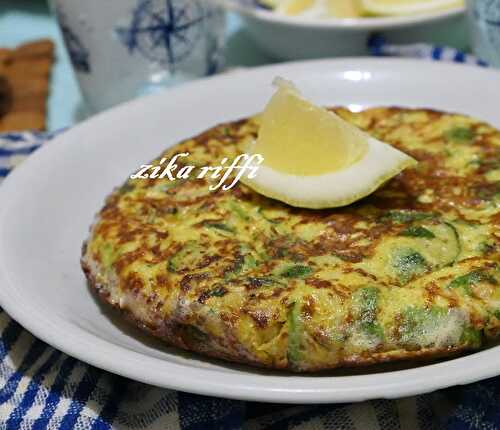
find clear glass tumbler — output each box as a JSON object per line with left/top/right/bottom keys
{"left": 467, "top": 0, "right": 500, "bottom": 67}
{"left": 50, "top": 0, "right": 226, "bottom": 112}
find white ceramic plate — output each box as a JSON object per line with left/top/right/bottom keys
{"left": 0, "top": 59, "right": 499, "bottom": 404}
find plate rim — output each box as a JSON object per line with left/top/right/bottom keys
{"left": 1, "top": 58, "right": 500, "bottom": 404}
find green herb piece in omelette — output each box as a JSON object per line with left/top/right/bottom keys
{"left": 400, "top": 226, "right": 436, "bottom": 239}
{"left": 204, "top": 222, "right": 235, "bottom": 233}
{"left": 287, "top": 302, "right": 302, "bottom": 368}
{"left": 280, "top": 265, "right": 312, "bottom": 279}
{"left": 207, "top": 286, "right": 227, "bottom": 298}
{"left": 460, "top": 327, "right": 482, "bottom": 348}
{"left": 447, "top": 269, "right": 498, "bottom": 295}
{"left": 168, "top": 241, "right": 203, "bottom": 273}
{"left": 353, "top": 287, "right": 384, "bottom": 339}
{"left": 444, "top": 127, "right": 475, "bottom": 143}
{"left": 392, "top": 248, "right": 428, "bottom": 283}
{"left": 228, "top": 202, "right": 250, "bottom": 221}
{"left": 100, "top": 243, "right": 117, "bottom": 269}
{"left": 399, "top": 306, "right": 447, "bottom": 347}
{"left": 225, "top": 247, "right": 259, "bottom": 280}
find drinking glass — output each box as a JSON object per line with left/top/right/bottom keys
{"left": 50, "top": 0, "right": 226, "bottom": 112}
{"left": 467, "top": 0, "right": 500, "bottom": 67}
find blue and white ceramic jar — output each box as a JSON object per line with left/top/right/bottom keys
{"left": 467, "top": 0, "right": 500, "bottom": 67}
{"left": 50, "top": 0, "right": 226, "bottom": 112}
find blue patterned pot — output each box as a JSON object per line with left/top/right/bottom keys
{"left": 468, "top": 0, "right": 500, "bottom": 67}
{"left": 50, "top": 0, "right": 226, "bottom": 112}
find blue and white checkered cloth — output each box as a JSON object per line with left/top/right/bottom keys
{"left": 0, "top": 43, "right": 498, "bottom": 430}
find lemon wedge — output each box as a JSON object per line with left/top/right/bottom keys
{"left": 361, "top": 0, "right": 463, "bottom": 16}
{"left": 242, "top": 78, "right": 416, "bottom": 209}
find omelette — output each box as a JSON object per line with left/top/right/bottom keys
{"left": 81, "top": 107, "right": 500, "bottom": 371}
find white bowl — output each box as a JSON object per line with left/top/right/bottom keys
{"left": 222, "top": 0, "right": 467, "bottom": 59}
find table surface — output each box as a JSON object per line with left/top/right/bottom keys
{"left": 0, "top": 1, "right": 274, "bottom": 131}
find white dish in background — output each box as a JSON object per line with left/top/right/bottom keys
{"left": 0, "top": 59, "right": 499, "bottom": 404}
{"left": 222, "top": 0, "right": 467, "bottom": 59}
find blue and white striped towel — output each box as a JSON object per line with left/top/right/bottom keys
{"left": 368, "top": 35, "right": 489, "bottom": 66}
{"left": 0, "top": 44, "right": 498, "bottom": 430}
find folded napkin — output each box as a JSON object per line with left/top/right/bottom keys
{"left": 0, "top": 45, "right": 498, "bottom": 430}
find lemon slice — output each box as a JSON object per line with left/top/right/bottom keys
{"left": 361, "top": 0, "right": 463, "bottom": 16}
{"left": 276, "top": 0, "right": 317, "bottom": 16}
{"left": 257, "top": 0, "right": 283, "bottom": 9}
{"left": 327, "top": 0, "right": 362, "bottom": 18}
{"left": 276, "top": 0, "right": 361, "bottom": 18}
{"left": 242, "top": 78, "right": 416, "bottom": 209}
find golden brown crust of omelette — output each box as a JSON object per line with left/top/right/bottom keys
{"left": 81, "top": 107, "right": 500, "bottom": 372}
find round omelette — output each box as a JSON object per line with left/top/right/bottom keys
{"left": 81, "top": 107, "right": 500, "bottom": 372}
